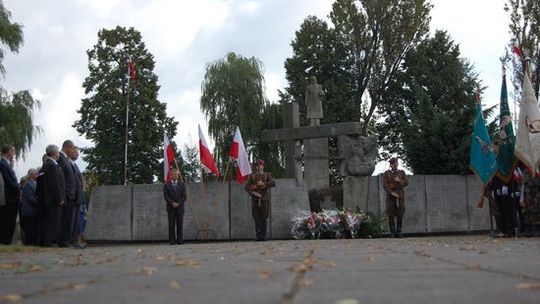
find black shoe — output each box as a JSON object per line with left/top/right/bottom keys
{"left": 396, "top": 232, "right": 403, "bottom": 238}
{"left": 169, "top": 242, "right": 175, "bottom": 245}
{"left": 176, "top": 241, "right": 184, "bottom": 245}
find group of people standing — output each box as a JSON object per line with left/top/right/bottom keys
{"left": 0, "top": 141, "right": 88, "bottom": 247}
{"left": 162, "top": 159, "right": 276, "bottom": 244}
{"left": 485, "top": 163, "right": 540, "bottom": 237}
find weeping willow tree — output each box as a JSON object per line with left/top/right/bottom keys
{"left": 200, "top": 52, "right": 268, "bottom": 171}
{"left": 0, "top": 89, "right": 41, "bottom": 159}
{"left": 0, "top": 2, "right": 40, "bottom": 159}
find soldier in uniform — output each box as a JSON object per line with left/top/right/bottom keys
{"left": 245, "top": 159, "right": 276, "bottom": 241}
{"left": 383, "top": 157, "right": 408, "bottom": 238}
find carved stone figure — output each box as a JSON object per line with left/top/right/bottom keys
{"left": 305, "top": 76, "right": 324, "bottom": 125}
{"left": 338, "top": 135, "right": 377, "bottom": 176}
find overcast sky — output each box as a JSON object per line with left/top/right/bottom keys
{"left": 2, "top": 0, "right": 510, "bottom": 178}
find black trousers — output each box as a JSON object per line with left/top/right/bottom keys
{"left": 167, "top": 205, "right": 184, "bottom": 243}
{"left": 252, "top": 200, "right": 270, "bottom": 240}
{"left": 60, "top": 203, "right": 79, "bottom": 245}
{"left": 495, "top": 195, "right": 516, "bottom": 235}
{"left": 44, "top": 205, "right": 62, "bottom": 246}
{"left": 0, "top": 201, "right": 19, "bottom": 244}
{"left": 22, "top": 215, "right": 39, "bottom": 245}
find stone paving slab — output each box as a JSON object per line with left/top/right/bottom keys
{"left": 0, "top": 236, "right": 539, "bottom": 304}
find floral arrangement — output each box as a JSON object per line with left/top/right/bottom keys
{"left": 290, "top": 209, "right": 385, "bottom": 239}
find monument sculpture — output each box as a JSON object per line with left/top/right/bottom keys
{"left": 305, "top": 76, "right": 325, "bottom": 126}
{"left": 338, "top": 135, "right": 377, "bottom": 176}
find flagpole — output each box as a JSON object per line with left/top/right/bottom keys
{"left": 174, "top": 157, "right": 204, "bottom": 234}
{"left": 199, "top": 160, "right": 208, "bottom": 230}
{"left": 123, "top": 77, "right": 130, "bottom": 185}
{"left": 222, "top": 158, "right": 231, "bottom": 182}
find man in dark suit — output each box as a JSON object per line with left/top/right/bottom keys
{"left": 0, "top": 144, "right": 21, "bottom": 244}
{"left": 38, "top": 144, "right": 66, "bottom": 247}
{"left": 69, "top": 147, "right": 84, "bottom": 247}
{"left": 58, "top": 140, "right": 77, "bottom": 247}
{"left": 163, "top": 168, "right": 187, "bottom": 245}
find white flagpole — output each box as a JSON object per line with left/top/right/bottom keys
{"left": 124, "top": 59, "right": 131, "bottom": 185}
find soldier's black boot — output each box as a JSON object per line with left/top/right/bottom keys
{"left": 388, "top": 216, "right": 396, "bottom": 237}
{"left": 396, "top": 217, "right": 404, "bottom": 238}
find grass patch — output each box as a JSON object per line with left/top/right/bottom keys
{"left": 0, "top": 244, "right": 49, "bottom": 254}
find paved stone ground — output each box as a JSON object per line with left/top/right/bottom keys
{"left": 0, "top": 235, "right": 539, "bottom": 304}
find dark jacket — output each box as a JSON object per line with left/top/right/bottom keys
{"left": 0, "top": 171, "right": 5, "bottom": 206}
{"left": 72, "top": 162, "right": 83, "bottom": 206}
{"left": 0, "top": 157, "right": 20, "bottom": 205}
{"left": 58, "top": 152, "right": 76, "bottom": 204}
{"left": 383, "top": 169, "right": 408, "bottom": 199}
{"left": 163, "top": 180, "right": 187, "bottom": 211}
{"left": 22, "top": 180, "right": 39, "bottom": 216}
{"left": 37, "top": 158, "right": 66, "bottom": 208}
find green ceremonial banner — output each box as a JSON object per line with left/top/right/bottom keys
{"left": 496, "top": 72, "right": 515, "bottom": 181}
{"left": 470, "top": 102, "right": 497, "bottom": 184}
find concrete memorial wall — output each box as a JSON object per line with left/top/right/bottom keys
{"left": 270, "top": 179, "right": 310, "bottom": 239}
{"left": 400, "top": 175, "right": 427, "bottom": 234}
{"left": 85, "top": 185, "right": 132, "bottom": 241}
{"left": 86, "top": 175, "right": 490, "bottom": 241}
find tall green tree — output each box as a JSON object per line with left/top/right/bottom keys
{"left": 0, "top": 89, "right": 41, "bottom": 159}
{"left": 200, "top": 52, "right": 268, "bottom": 171}
{"left": 180, "top": 142, "right": 201, "bottom": 183}
{"left": 74, "top": 26, "right": 177, "bottom": 185}
{"left": 285, "top": 0, "right": 432, "bottom": 135}
{"left": 377, "top": 31, "right": 481, "bottom": 174}
{"left": 0, "top": 1, "right": 23, "bottom": 77}
{"left": 506, "top": 0, "right": 540, "bottom": 98}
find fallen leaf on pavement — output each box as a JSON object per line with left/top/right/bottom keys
{"left": 66, "top": 283, "right": 86, "bottom": 291}
{"left": 175, "top": 259, "right": 199, "bottom": 268}
{"left": 364, "top": 257, "right": 376, "bottom": 262}
{"left": 335, "top": 298, "right": 359, "bottom": 304}
{"left": 0, "top": 261, "right": 22, "bottom": 270}
{"left": 291, "top": 263, "right": 310, "bottom": 273}
{"left": 170, "top": 280, "right": 182, "bottom": 290}
{"left": 516, "top": 283, "right": 540, "bottom": 289}
{"left": 459, "top": 244, "right": 475, "bottom": 251}
{"left": 142, "top": 266, "right": 158, "bottom": 276}
{"left": 303, "top": 257, "right": 318, "bottom": 267}
{"left": 29, "top": 265, "right": 44, "bottom": 272}
{"left": 258, "top": 269, "right": 272, "bottom": 279}
{"left": 414, "top": 250, "right": 431, "bottom": 257}
{"left": 300, "top": 279, "right": 313, "bottom": 287}
{"left": 0, "top": 293, "right": 22, "bottom": 302}
{"left": 465, "top": 263, "right": 481, "bottom": 270}
{"left": 478, "top": 250, "right": 487, "bottom": 255}
{"left": 325, "top": 261, "right": 338, "bottom": 268}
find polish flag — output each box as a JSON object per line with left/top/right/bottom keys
{"left": 229, "top": 126, "right": 252, "bottom": 183}
{"left": 198, "top": 124, "right": 219, "bottom": 176}
{"left": 164, "top": 133, "right": 175, "bottom": 182}
{"left": 511, "top": 44, "right": 523, "bottom": 59}
{"left": 128, "top": 57, "right": 136, "bottom": 81}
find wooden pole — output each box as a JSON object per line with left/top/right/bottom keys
{"left": 222, "top": 158, "right": 231, "bottom": 183}
{"left": 174, "top": 157, "right": 203, "bottom": 232}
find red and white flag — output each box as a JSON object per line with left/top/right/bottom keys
{"left": 163, "top": 133, "right": 175, "bottom": 182}
{"left": 198, "top": 124, "right": 219, "bottom": 176}
{"left": 229, "top": 126, "right": 252, "bottom": 183}
{"left": 128, "top": 57, "right": 136, "bottom": 81}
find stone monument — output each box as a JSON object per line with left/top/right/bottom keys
{"left": 303, "top": 77, "right": 329, "bottom": 191}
